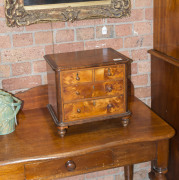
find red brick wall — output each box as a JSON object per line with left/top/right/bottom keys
{"left": 0, "top": 0, "right": 153, "bottom": 178}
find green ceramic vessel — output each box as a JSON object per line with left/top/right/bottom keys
{"left": 0, "top": 90, "right": 22, "bottom": 135}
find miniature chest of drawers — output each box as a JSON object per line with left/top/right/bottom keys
{"left": 44, "top": 48, "right": 131, "bottom": 137}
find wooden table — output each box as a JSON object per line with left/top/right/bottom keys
{"left": 0, "top": 85, "right": 175, "bottom": 180}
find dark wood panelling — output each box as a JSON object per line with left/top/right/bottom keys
{"left": 151, "top": 53, "right": 179, "bottom": 179}
{"left": 154, "top": 0, "right": 179, "bottom": 59}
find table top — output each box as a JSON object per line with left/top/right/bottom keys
{"left": 0, "top": 93, "right": 174, "bottom": 166}
{"left": 44, "top": 48, "right": 132, "bottom": 71}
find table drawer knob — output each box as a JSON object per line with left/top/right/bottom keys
{"left": 65, "top": 160, "right": 76, "bottom": 171}
{"left": 108, "top": 68, "right": 112, "bottom": 76}
{"left": 77, "top": 109, "right": 81, "bottom": 113}
{"left": 107, "top": 104, "right": 113, "bottom": 109}
{"left": 76, "top": 91, "right": 80, "bottom": 95}
{"left": 106, "top": 86, "right": 112, "bottom": 92}
{"left": 76, "top": 73, "right": 80, "bottom": 81}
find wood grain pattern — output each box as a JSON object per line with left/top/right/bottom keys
{"left": 95, "top": 65, "right": 124, "bottom": 82}
{"left": 45, "top": 48, "right": 131, "bottom": 136}
{"left": 154, "top": 0, "right": 179, "bottom": 60}
{"left": 25, "top": 150, "right": 113, "bottom": 179}
{"left": 150, "top": 53, "right": 179, "bottom": 180}
{"left": 62, "top": 80, "right": 124, "bottom": 102}
{"left": 62, "top": 69, "right": 93, "bottom": 86}
{"left": 0, "top": 85, "right": 175, "bottom": 180}
{"left": 15, "top": 85, "right": 48, "bottom": 111}
{"left": 64, "top": 96, "right": 125, "bottom": 121}
{"left": 44, "top": 48, "right": 131, "bottom": 71}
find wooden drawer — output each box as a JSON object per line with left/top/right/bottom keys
{"left": 61, "top": 69, "right": 93, "bottom": 86}
{"left": 95, "top": 65, "right": 125, "bottom": 82}
{"left": 64, "top": 96, "right": 125, "bottom": 121}
{"left": 25, "top": 150, "right": 113, "bottom": 180}
{"left": 62, "top": 80, "right": 124, "bottom": 102}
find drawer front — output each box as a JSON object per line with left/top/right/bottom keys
{"left": 62, "top": 69, "right": 93, "bottom": 86}
{"left": 25, "top": 150, "right": 113, "bottom": 180}
{"left": 64, "top": 96, "right": 125, "bottom": 121}
{"left": 62, "top": 80, "right": 124, "bottom": 102}
{"left": 95, "top": 65, "right": 125, "bottom": 81}
{"left": 62, "top": 83, "right": 93, "bottom": 102}
{"left": 93, "top": 80, "right": 124, "bottom": 98}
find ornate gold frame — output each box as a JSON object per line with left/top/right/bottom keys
{"left": 5, "top": 0, "right": 131, "bottom": 27}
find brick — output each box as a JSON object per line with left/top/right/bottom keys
{"left": 0, "top": 35, "right": 11, "bottom": 49}
{"left": 145, "top": 8, "right": 153, "bottom": 20}
{"left": 0, "top": 65, "right": 10, "bottom": 78}
{"left": 134, "top": 22, "right": 152, "bottom": 35}
{"left": 131, "top": 74, "right": 148, "bottom": 86}
{"left": 107, "top": 9, "right": 144, "bottom": 23}
{"left": 98, "top": 175, "right": 114, "bottom": 180}
{"left": 35, "top": 31, "right": 53, "bottom": 44}
{"left": 115, "top": 174, "right": 124, "bottom": 180}
{"left": 56, "top": 29, "right": 74, "bottom": 43}
{"left": 96, "top": 25, "right": 114, "bottom": 39}
{"left": 45, "top": 42, "right": 84, "bottom": 54}
{"left": 2, "top": 75, "right": 42, "bottom": 91}
{"left": 51, "top": 21, "right": 66, "bottom": 29}
{"left": 146, "top": 98, "right": 151, "bottom": 107}
{"left": 67, "top": 19, "right": 103, "bottom": 27}
{"left": 76, "top": 28, "right": 94, "bottom": 41}
{"left": 13, "top": 33, "right": 33, "bottom": 47}
{"left": 142, "top": 34, "right": 153, "bottom": 47}
{"left": 25, "top": 22, "right": 51, "bottom": 31}
{"left": 85, "top": 38, "right": 123, "bottom": 50}
{"left": 137, "top": 162, "right": 151, "bottom": 169}
{"left": 0, "top": 6, "right": 5, "bottom": 18}
{"left": 118, "top": 50, "right": 131, "bottom": 58}
{"left": 12, "top": 62, "right": 31, "bottom": 76}
{"left": 59, "top": 174, "right": 85, "bottom": 180}
{"left": 134, "top": 87, "right": 151, "bottom": 98}
{"left": 86, "top": 167, "right": 122, "bottom": 179}
{"left": 33, "top": 60, "right": 47, "bottom": 73}
{"left": 135, "top": 0, "right": 152, "bottom": 8}
{"left": 131, "top": 62, "right": 138, "bottom": 74}
{"left": 115, "top": 24, "right": 132, "bottom": 37}
{"left": 138, "top": 60, "right": 151, "bottom": 73}
{"left": 132, "top": 49, "right": 148, "bottom": 61}
{"left": 42, "top": 73, "right": 47, "bottom": 84}
{"left": 0, "top": 20, "right": 24, "bottom": 33}
{"left": 124, "top": 36, "right": 141, "bottom": 48}
{"left": 2, "top": 46, "right": 44, "bottom": 63}
{"left": 134, "top": 169, "right": 149, "bottom": 180}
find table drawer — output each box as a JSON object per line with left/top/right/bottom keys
{"left": 25, "top": 150, "right": 113, "bottom": 180}
{"left": 61, "top": 69, "right": 93, "bottom": 86}
{"left": 62, "top": 80, "right": 124, "bottom": 102}
{"left": 64, "top": 96, "right": 125, "bottom": 121}
{"left": 95, "top": 65, "right": 125, "bottom": 81}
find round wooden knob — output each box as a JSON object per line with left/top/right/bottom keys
{"left": 76, "top": 73, "right": 80, "bottom": 81}
{"left": 65, "top": 160, "right": 76, "bottom": 171}
{"left": 77, "top": 109, "right": 81, "bottom": 113}
{"left": 107, "top": 104, "right": 113, "bottom": 109}
{"left": 106, "top": 86, "right": 112, "bottom": 92}
{"left": 76, "top": 91, "right": 80, "bottom": 95}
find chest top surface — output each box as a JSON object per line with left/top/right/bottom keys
{"left": 44, "top": 48, "right": 131, "bottom": 71}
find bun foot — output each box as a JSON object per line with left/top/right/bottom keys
{"left": 121, "top": 116, "right": 130, "bottom": 127}
{"left": 58, "top": 126, "right": 68, "bottom": 138}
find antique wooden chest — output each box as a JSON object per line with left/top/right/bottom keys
{"left": 44, "top": 48, "right": 131, "bottom": 137}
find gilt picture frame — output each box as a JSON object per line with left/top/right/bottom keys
{"left": 5, "top": 0, "right": 131, "bottom": 27}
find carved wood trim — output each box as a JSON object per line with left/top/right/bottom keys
{"left": 5, "top": 0, "right": 131, "bottom": 27}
